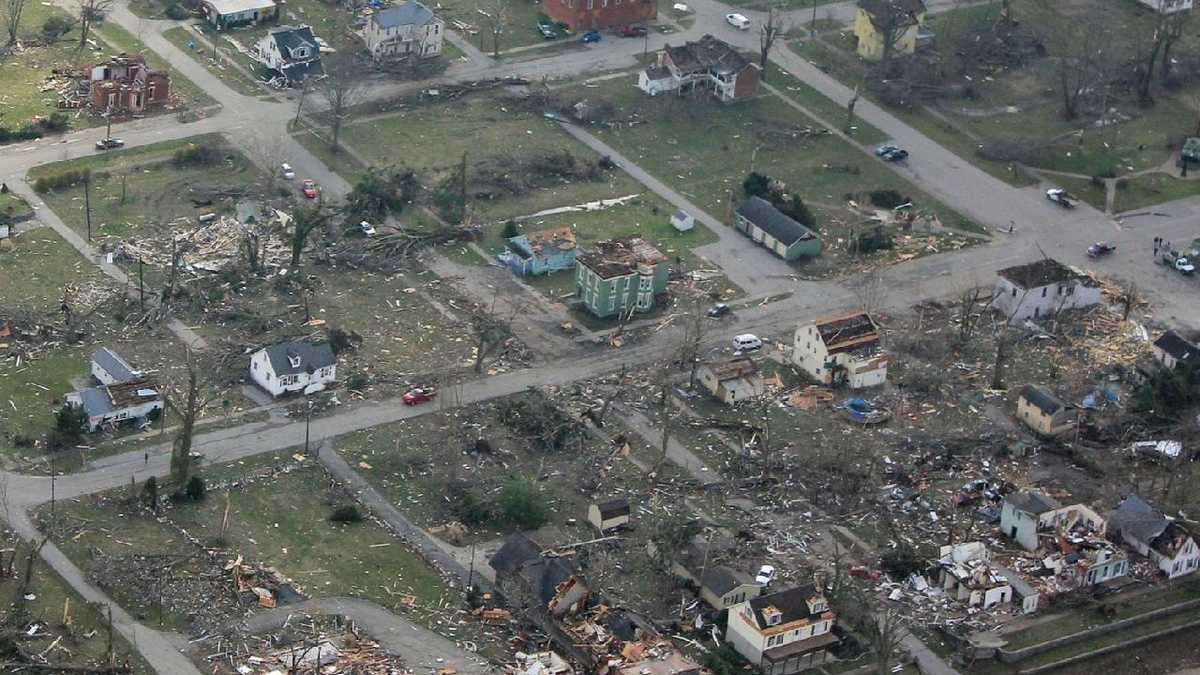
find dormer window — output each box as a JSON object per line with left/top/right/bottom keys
{"left": 762, "top": 606, "right": 782, "bottom": 627}
{"left": 293, "top": 46, "right": 309, "bottom": 59}
{"left": 807, "top": 597, "right": 827, "bottom": 614}
{"left": 288, "top": 354, "right": 302, "bottom": 368}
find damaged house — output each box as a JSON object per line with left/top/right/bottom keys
{"left": 575, "top": 238, "right": 669, "bottom": 319}
{"left": 89, "top": 54, "right": 170, "bottom": 114}
{"left": 637, "top": 35, "right": 760, "bottom": 103}
{"left": 991, "top": 258, "right": 1101, "bottom": 323}
{"left": 499, "top": 227, "right": 578, "bottom": 277}
{"left": 1001, "top": 492, "right": 1106, "bottom": 552}
{"left": 1016, "top": 384, "right": 1075, "bottom": 437}
{"left": 931, "top": 542, "right": 1012, "bottom": 609}
{"left": 254, "top": 25, "right": 323, "bottom": 85}
{"left": 250, "top": 340, "right": 337, "bottom": 397}
{"left": 791, "top": 312, "right": 887, "bottom": 388}
{"left": 490, "top": 533, "right": 591, "bottom": 623}
{"left": 91, "top": 347, "right": 142, "bottom": 385}
{"left": 66, "top": 379, "right": 163, "bottom": 432}
{"left": 1002, "top": 492, "right": 1128, "bottom": 588}
{"left": 726, "top": 582, "right": 838, "bottom": 675}
{"left": 697, "top": 357, "right": 765, "bottom": 405}
{"left": 1152, "top": 330, "right": 1199, "bottom": 370}
{"left": 1109, "top": 495, "right": 1200, "bottom": 579}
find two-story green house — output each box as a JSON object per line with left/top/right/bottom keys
{"left": 575, "top": 238, "right": 670, "bottom": 319}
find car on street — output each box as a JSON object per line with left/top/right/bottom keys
{"left": 707, "top": 303, "right": 731, "bottom": 318}
{"left": 301, "top": 179, "right": 319, "bottom": 199}
{"left": 875, "top": 143, "right": 908, "bottom": 162}
{"left": 1046, "top": 188, "right": 1079, "bottom": 208}
{"left": 95, "top": 138, "right": 124, "bottom": 150}
{"left": 732, "top": 334, "right": 762, "bottom": 351}
{"left": 755, "top": 564, "right": 776, "bottom": 586}
{"left": 1087, "top": 242, "right": 1116, "bottom": 258}
{"left": 360, "top": 220, "right": 376, "bottom": 236}
{"left": 619, "top": 24, "right": 648, "bottom": 37}
{"left": 281, "top": 162, "right": 296, "bottom": 180}
{"left": 725, "top": 12, "right": 750, "bottom": 29}
{"left": 580, "top": 30, "right": 601, "bottom": 43}
{"left": 403, "top": 387, "right": 437, "bottom": 405}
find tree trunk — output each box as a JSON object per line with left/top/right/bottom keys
{"left": 991, "top": 334, "right": 1007, "bottom": 391}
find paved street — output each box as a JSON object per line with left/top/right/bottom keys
{"left": 3, "top": 0, "right": 1200, "bottom": 672}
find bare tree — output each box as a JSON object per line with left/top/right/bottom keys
{"left": 677, "top": 298, "right": 709, "bottom": 388}
{"left": 1117, "top": 280, "right": 1140, "bottom": 322}
{"left": 654, "top": 379, "right": 672, "bottom": 477}
{"left": 956, "top": 285, "right": 986, "bottom": 346}
{"left": 164, "top": 348, "right": 223, "bottom": 494}
{"left": 289, "top": 205, "right": 325, "bottom": 272}
{"left": 849, "top": 270, "right": 887, "bottom": 315}
{"left": 470, "top": 293, "right": 514, "bottom": 374}
{"left": 872, "top": 0, "right": 921, "bottom": 74}
{"left": 319, "top": 55, "right": 367, "bottom": 153}
{"left": 1159, "top": 5, "right": 1189, "bottom": 85}
{"left": 1057, "top": 21, "right": 1101, "bottom": 120}
{"left": 3, "top": 0, "right": 27, "bottom": 46}
{"left": 77, "top": 0, "right": 113, "bottom": 51}
{"left": 759, "top": 6, "right": 785, "bottom": 81}
{"left": 867, "top": 609, "right": 909, "bottom": 674}
{"left": 481, "top": 0, "right": 506, "bottom": 58}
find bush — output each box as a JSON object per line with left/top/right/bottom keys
{"left": 41, "top": 15, "right": 75, "bottom": 41}
{"left": 55, "top": 403, "right": 87, "bottom": 436}
{"left": 868, "top": 189, "right": 908, "bottom": 209}
{"left": 880, "top": 541, "right": 924, "bottom": 579}
{"left": 185, "top": 475, "right": 207, "bottom": 501}
{"left": 33, "top": 168, "right": 91, "bottom": 193}
{"left": 702, "top": 645, "right": 749, "bottom": 675}
{"left": 330, "top": 504, "right": 364, "bottom": 523}
{"left": 853, "top": 226, "right": 894, "bottom": 254}
{"left": 447, "top": 481, "right": 491, "bottom": 526}
{"left": 501, "top": 220, "right": 520, "bottom": 239}
{"left": 165, "top": 3, "right": 189, "bottom": 19}
{"left": 499, "top": 477, "right": 549, "bottom": 529}
{"left": 143, "top": 476, "right": 159, "bottom": 509}
{"left": 172, "top": 145, "right": 223, "bottom": 167}
{"left": 41, "top": 112, "right": 69, "bottom": 132}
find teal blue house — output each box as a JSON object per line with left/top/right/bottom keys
{"left": 575, "top": 237, "right": 670, "bottom": 319}
{"left": 498, "top": 227, "right": 578, "bottom": 276}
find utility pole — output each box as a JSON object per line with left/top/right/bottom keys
{"left": 467, "top": 540, "right": 476, "bottom": 590}
{"left": 138, "top": 258, "right": 145, "bottom": 309}
{"left": 304, "top": 401, "right": 312, "bottom": 456}
{"left": 83, "top": 174, "right": 92, "bottom": 241}
{"left": 105, "top": 105, "right": 112, "bottom": 139}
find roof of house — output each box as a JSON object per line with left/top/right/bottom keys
{"left": 76, "top": 379, "right": 162, "bottom": 417}
{"left": 1020, "top": 384, "right": 1065, "bottom": 416}
{"left": 997, "top": 258, "right": 1092, "bottom": 289}
{"left": 736, "top": 196, "right": 818, "bottom": 247}
{"left": 203, "top": 0, "right": 276, "bottom": 16}
{"left": 1110, "top": 494, "right": 1170, "bottom": 544}
{"left": 577, "top": 237, "right": 668, "bottom": 279}
{"left": 595, "top": 497, "right": 631, "bottom": 519}
{"left": 702, "top": 357, "right": 760, "bottom": 382}
{"left": 616, "top": 649, "right": 699, "bottom": 675}
{"left": 489, "top": 532, "right": 543, "bottom": 575}
{"left": 812, "top": 312, "right": 880, "bottom": 354}
{"left": 857, "top": 0, "right": 927, "bottom": 28}
{"left": 643, "top": 65, "right": 673, "bottom": 81}
{"left": 372, "top": 0, "right": 437, "bottom": 28}
{"left": 510, "top": 227, "right": 577, "bottom": 260}
{"left": 701, "top": 565, "right": 753, "bottom": 596}
{"left": 92, "top": 348, "right": 138, "bottom": 382}
{"left": 1154, "top": 330, "right": 1200, "bottom": 362}
{"left": 1006, "top": 490, "right": 1062, "bottom": 516}
{"left": 745, "top": 584, "right": 825, "bottom": 629}
{"left": 260, "top": 340, "right": 336, "bottom": 376}
{"left": 265, "top": 25, "right": 320, "bottom": 65}
{"left": 664, "top": 35, "right": 753, "bottom": 76}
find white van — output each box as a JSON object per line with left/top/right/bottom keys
{"left": 732, "top": 334, "right": 762, "bottom": 351}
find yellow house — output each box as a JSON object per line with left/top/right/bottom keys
{"left": 852, "top": 0, "right": 928, "bottom": 61}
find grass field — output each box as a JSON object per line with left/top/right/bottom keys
{"left": 0, "top": 190, "right": 35, "bottom": 224}
{"left": 162, "top": 25, "right": 270, "bottom": 98}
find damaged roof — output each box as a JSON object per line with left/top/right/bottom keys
{"left": 998, "top": 258, "right": 1094, "bottom": 289}
{"left": 75, "top": 379, "right": 161, "bottom": 417}
{"left": 858, "top": 0, "right": 926, "bottom": 30}
{"left": 701, "top": 565, "right": 753, "bottom": 596}
{"left": 702, "top": 357, "right": 759, "bottom": 382}
{"left": 746, "top": 584, "right": 825, "bottom": 629}
{"left": 664, "top": 35, "right": 753, "bottom": 76}
{"left": 261, "top": 340, "right": 336, "bottom": 376}
{"left": 489, "top": 532, "right": 543, "bottom": 575}
{"left": 814, "top": 312, "right": 880, "bottom": 353}
{"left": 92, "top": 347, "right": 138, "bottom": 382}
{"left": 1006, "top": 490, "right": 1062, "bottom": 515}
{"left": 1154, "top": 330, "right": 1200, "bottom": 362}
{"left": 1110, "top": 494, "right": 1170, "bottom": 544}
{"left": 1020, "top": 384, "right": 1065, "bottom": 416}
{"left": 577, "top": 238, "right": 668, "bottom": 279}
{"left": 372, "top": 0, "right": 436, "bottom": 28}
{"left": 736, "top": 197, "right": 818, "bottom": 247}
{"left": 595, "top": 497, "right": 630, "bottom": 519}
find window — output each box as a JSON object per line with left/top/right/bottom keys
{"left": 1011, "top": 288, "right": 1017, "bottom": 297}
{"left": 587, "top": 0, "right": 593, "bottom": 8}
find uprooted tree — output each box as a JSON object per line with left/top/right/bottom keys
{"left": 497, "top": 389, "right": 583, "bottom": 452}
{"left": 343, "top": 166, "right": 419, "bottom": 226}
{"left": 289, "top": 205, "right": 326, "bottom": 272}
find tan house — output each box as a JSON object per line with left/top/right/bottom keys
{"left": 587, "top": 497, "right": 630, "bottom": 533}
{"left": 697, "top": 358, "right": 765, "bottom": 404}
{"left": 851, "top": 0, "right": 929, "bottom": 61}
{"left": 1016, "top": 384, "right": 1074, "bottom": 437}
{"left": 792, "top": 312, "right": 887, "bottom": 389}
{"left": 362, "top": 0, "right": 444, "bottom": 60}
{"left": 726, "top": 584, "right": 838, "bottom": 675}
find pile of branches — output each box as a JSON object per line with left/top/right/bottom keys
{"left": 497, "top": 389, "right": 584, "bottom": 452}
{"left": 472, "top": 149, "right": 607, "bottom": 198}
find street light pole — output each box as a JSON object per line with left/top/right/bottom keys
{"left": 304, "top": 401, "right": 312, "bottom": 456}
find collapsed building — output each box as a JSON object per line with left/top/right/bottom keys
{"left": 931, "top": 542, "right": 1012, "bottom": 610}
{"left": 1000, "top": 492, "right": 1128, "bottom": 594}
{"left": 1109, "top": 495, "right": 1200, "bottom": 580}
{"left": 88, "top": 53, "right": 170, "bottom": 114}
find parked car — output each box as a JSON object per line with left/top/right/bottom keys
{"left": 538, "top": 22, "right": 558, "bottom": 39}
{"left": 875, "top": 143, "right": 908, "bottom": 162}
{"left": 1161, "top": 250, "right": 1195, "bottom": 275}
{"left": 725, "top": 12, "right": 750, "bottom": 29}
{"left": 755, "top": 564, "right": 776, "bottom": 586}
{"left": 707, "top": 303, "right": 731, "bottom": 318}
{"left": 619, "top": 24, "right": 648, "bottom": 37}
{"left": 280, "top": 162, "right": 296, "bottom": 180}
{"left": 732, "top": 334, "right": 762, "bottom": 351}
{"left": 403, "top": 387, "right": 437, "bottom": 405}
{"left": 301, "top": 179, "right": 319, "bottom": 199}
{"left": 1087, "top": 242, "right": 1116, "bottom": 258}
{"left": 95, "top": 138, "right": 124, "bottom": 150}
{"left": 580, "top": 30, "right": 601, "bottom": 43}
{"left": 360, "top": 220, "right": 376, "bottom": 236}
{"left": 1045, "top": 188, "right": 1078, "bottom": 208}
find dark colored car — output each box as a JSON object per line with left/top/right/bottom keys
{"left": 95, "top": 138, "right": 125, "bottom": 150}
{"left": 1087, "top": 242, "right": 1116, "bottom": 258}
{"left": 619, "top": 24, "right": 647, "bottom": 37}
{"left": 538, "top": 22, "right": 558, "bottom": 39}
{"left": 876, "top": 143, "right": 909, "bottom": 162}
{"left": 580, "top": 30, "right": 601, "bottom": 43}
{"left": 403, "top": 388, "right": 437, "bottom": 405}
{"left": 707, "top": 303, "right": 731, "bottom": 318}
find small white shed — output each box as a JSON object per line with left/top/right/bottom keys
{"left": 670, "top": 209, "right": 695, "bottom": 232}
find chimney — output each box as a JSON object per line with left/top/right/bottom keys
{"left": 813, "top": 571, "right": 827, "bottom": 593}
{"left": 656, "top": 48, "right": 665, "bottom": 68}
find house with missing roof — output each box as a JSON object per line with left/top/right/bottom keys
{"left": 1001, "top": 492, "right": 1107, "bottom": 552}
{"left": 726, "top": 583, "right": 838, "bottom": 674}
{"left": 499, "top": 227, "right": 577, "bottom": 276}
{"left": 1016, "top": 384, "right": 1075, "bottom": 437}
{"left": 587, "top": 497, "right": 631, "bottom": 533}
{"left": 67, "top": 380, "right": 164, "bottom": 432}
{"left": 254, "top": 25, "right": 322, "bottom": 85}
{"left": 932, "top": 542, "right": 1012, "bottom": 609}
{"left": 697, "top": 357, "right": 765, "bottom": 405}
{"left": 1153, "top": 330, "right": 1199, "bottom": 370}
{"left": 1001, "top": 492, "right": 1125, "bottom": 587}
{"left": 575, "top": 237, "right": 669, "bottom": 319}
{"left": 89, "top": 54, "right": 170, "bottom": 114}
{"left": 733, "top": 196, "right": 821, "bottom": 261}
{"left": 1109, "top": 495, "right": 1200, "bottom": 579}
{"left": 200, "top": 0, "right": 277, "bottom": 29}
{"left": 852, "top": 0, "right": 931, "bottom": 61}
{"left": 991, "top": 259, "right": 1101, "bottom": 323}
{"left": 637, "top": 35, "right": 760, "bottom": 103}
{"left": 362, "top": 0, "right": 444, "bottom": 59}
{"left": 249, "top": 340, "right": 337, "bottom": 397}
{"left": 792, "top": 312, "right": 887, "bottom": 388}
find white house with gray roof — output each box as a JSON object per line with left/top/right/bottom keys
{"left": 250, "top": 340, "right": 337, "bottom": 397}
{"left": 363, "top": 0, "right": 444, "bottom": 59}
{"left": 91, "top": 348, "right": 141, "bottom": 385}
{"left": 67, "top": 380, "right": 163, "bottom": 432}
{"left": 255, "top": 25, "right": 322, "bottom": 84}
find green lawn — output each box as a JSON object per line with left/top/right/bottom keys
{"left": 766, "top": 63, "right": 888, "bottom": 147}
{"left": 40, "top": 456, "right": 454, "bottom": 634}
{"left": 28, "top": 135, "right": 228, "bottom": 179}
{"left": 437, "top": 0, "right": 558, "bottom": 52}
{"left": 1115, "top": 173, "right": 1200, "bottom": 213}
{"left": 0, "top": 190, "right": 34, "bottom": 224}
{"left": 162, "top": 25, "right": 270, "bottom": 98}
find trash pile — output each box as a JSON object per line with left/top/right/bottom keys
{"left": 116, "top": 212, "right": 291, "bottom": 274}
{"left": 203, "top": 614, "right": 407, "bottom": 674}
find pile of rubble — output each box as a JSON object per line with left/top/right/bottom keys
{"left": 116, "top": 212, "right": 291, "bottom": 274}
{"left": 202, "top": 614, "right": 406, "bottom": 674}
